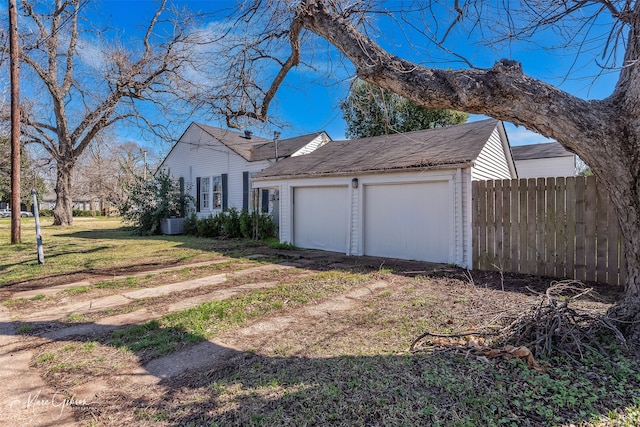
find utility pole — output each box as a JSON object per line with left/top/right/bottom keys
{"left": 9, "top": 0, "right": 21, "bottom": 244}
{"left": 143, "top": 150, "right": 147, "bottom": 180}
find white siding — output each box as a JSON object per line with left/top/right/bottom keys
{"left": 279, "top": 184, "right": 292, "bottom": 244}
{"left": 160, "top": 124, "right": 271, "bottom": 218}
{"left": 454, "top": 169, "right": 464, "bottom": 266}
{"left": 461, "top": 168, "right": 473, "bottom": 268}
{"left": 349, "top": 183, "right": 360, "bottom": 255}
{"left": 472, "top": 128, "right": 513, "bottom": 180}
{"left": 258, "top": 169, "right": 473, "bottom": 267}
{"left": 515, "top": 157, "right": 575, "bottom": 178}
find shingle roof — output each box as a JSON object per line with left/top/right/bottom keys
{"left": 511, "top": 142, "right": 574, "bottom": 160}
{"left": 256, "top": 119, "right": 501, "bottom": 178}
{"left": 196, "top": 123, "right": 269, "bottom": 160}
{"left": 195, "top": 124, "right": 324, "bottom": 162}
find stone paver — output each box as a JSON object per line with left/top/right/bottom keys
{"left": 21, "top": 295, "right": 132, "bottom": 322}
{"left": 123, "top": 273, "right": 227, "bottom": 299}
{"left": 0, "top": 259, "right": 388, "bottom": 426}
{"left": 123, "top": 280, "right": 393, "bottom": 386}
{"left": 13, "top": 260, "right": 230, "bottom": 299}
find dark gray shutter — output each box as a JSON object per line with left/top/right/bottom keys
{"left": 261, "top": 189, "right": 269, "bottom": 213}
{"left": 196, "top": 177, "right": 201, "bottom": 212}
{"left": 222, "top": 173, "right": 228, "bottom": 211}
{"left": 242, "top": 171, "right": 249, "bottom": 211}
{"left": 178, "top": 177, "right": 185, "bottom": 216}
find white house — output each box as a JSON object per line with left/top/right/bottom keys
{"left": 511, "top": 142, "right": 576, "bottom": 178}
{"left": 159, "top": 122, "right": 331, "bottom": 218}
{"left": 253, "top": 119, "right": 517, "bottom": 268}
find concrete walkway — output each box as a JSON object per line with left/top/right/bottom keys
{"left": 0, "top": 258, "right": 393, "bottom": 426}
{"left": 0, "top": 260, "right": 297, "bottom": 426}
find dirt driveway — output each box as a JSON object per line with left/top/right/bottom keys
{"left": 0, "top": 249, "right": 620, "bottom": 426}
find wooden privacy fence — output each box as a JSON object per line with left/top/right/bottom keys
{"left": 472, "top": 176, "right": 625, "bottom": 286}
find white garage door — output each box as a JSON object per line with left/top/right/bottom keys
{"left": 363, "top": 181, "right": 453, "bottom": 262}
{"left": 293, "top": 186, "right": 348, "bottom": 253}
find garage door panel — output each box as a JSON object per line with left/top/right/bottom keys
{"left": 363, "top": 182, "right": 453, "bottom": 262}
{"left": 293, "top": 186, "right": 347, "bottom": 253}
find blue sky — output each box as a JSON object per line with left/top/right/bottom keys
{"left": 3, "top": 1, "right": 623, "bottom": 155}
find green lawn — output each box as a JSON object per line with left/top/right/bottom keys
{"left": 0, "top": 216, "right": 247, "bottom": 287}
{"left": 3, "top": 216, "right": 640, "bottom": 426}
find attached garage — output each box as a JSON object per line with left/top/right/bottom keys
{"left": 363, "top": 181, "right": 454, "bottom": 263}
{"left": 253, "top": 119, "right": 517, "bottom": 268}
{"left": 293, "top": 186, "right": 348, "bottom": 253}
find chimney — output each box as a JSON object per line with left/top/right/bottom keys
{"left": 244, "top": 130, "right": 252, "bottom": 139}
{"left": 274, "top": 131, "right": 280, "bottom": 161}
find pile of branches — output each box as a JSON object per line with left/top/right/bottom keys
{"left": 410, "top": 281, "right": 627, "bottom": 365}
{"left": 499, "top": 280, "right": 626, "bottom": 360}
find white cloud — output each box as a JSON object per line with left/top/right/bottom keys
{"left": 504, "top": 123, "right": 554, "bottom": 146}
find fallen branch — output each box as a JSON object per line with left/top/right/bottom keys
{"left": 409, "top": 331, "right": 544, "bottom": 372}
{"left": 410, "top": 280, "right": 628, "bottom": 367}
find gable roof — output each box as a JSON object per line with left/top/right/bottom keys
{"left": 159, "top": 123, "right": 327, "bottom": 169}
{"left": 250, "top": 132, "right": 326, "bottom": 161}
{"left": 511, "top": 142, "right": 574, "bottom": 160}
{"left": 195, "top": 123, "right": 270, "bottom": 160}
{"left": 256, "top": 119, "right": 502, "bottom": 178}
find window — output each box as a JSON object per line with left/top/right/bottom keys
{"left": 200, "top": 177, "right": 210, "bottom": 210}
{"left": 213, "top": 176, "right": 222, "bottom": 209}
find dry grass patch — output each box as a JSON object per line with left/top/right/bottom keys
{"left": 32, "top": 340, "right": 138, "bottom": 390}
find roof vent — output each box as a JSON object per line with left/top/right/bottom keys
{"left": 244, "top": 130, "right": 253, "bottom": 139}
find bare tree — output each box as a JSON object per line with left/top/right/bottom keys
{"left": 5, "top": 0, "right": 209, "bottom": 225}
{"left": 212, "top": 0, "right": 640, "bottom": 342}
{"left": 70, "top": 136, "right": 145, "bottom": 214}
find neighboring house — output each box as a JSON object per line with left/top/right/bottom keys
{"left": 159, "top": 122, "right": 331, "bottom": 219}
{"left": 511, "top": 142, "right": 576, "bottom": 178}
{"left": 253, "top": 119, "right": 517, "bottom": 268}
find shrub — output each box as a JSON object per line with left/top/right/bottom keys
{"left": 72, "top": 209, "right": 102, "bottom": 217}
{"left": 239, "top": 208, "right": 252, "bottom": 238}
{"left": 183, "top": 213, "right": 198, "bottom": 236}
{"left": 222, "top": 208, "right": 241, "bottom": 238}
{"left": 197, "top": 214, "right": 223, "bottom": 238}
{"left": 257, "top": 212, "right": 277, "bottom": 239}
{"left": 184, "top": 209, "right": 277, "bottom": 240}
{"left": 118, "top": 169, "right": 192, "bottom": 235}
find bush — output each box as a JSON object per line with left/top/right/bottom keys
{"left": 257, "top": 212, "right": 277, "bottom": 239}
{"left": 72, "top": 209, "right": 102, "bottom": 217}
{"left": 183, "top": 213, "right": 198, "bottom": 236}
{"left": 118, "top": 169, "right": 192, "bottom": 235}
{"left": 184, "top": 209, "right": 277, "bottom": 240}
{"left": 239, "top": 208, "right": 252, "bottom": 238}
{"left": 38, "top": 209, "right": 53, "bottom": 217}
{"left": 197, "top": 214, "right": 224, "bottom": 238}
{"left": 222, "top": 208, "right": 241, "bottom": 238}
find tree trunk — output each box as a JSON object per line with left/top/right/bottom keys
{"left": 52, "top": 161, "right": 74, "bottom": 226}
{"left": 599, "top": 145, "right": 640, "bottom": 345}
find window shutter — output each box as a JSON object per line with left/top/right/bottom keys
{"left": 242, "top": 171, "right": 249, "bottom": 211}
{"left": 196, "top": 177, "right": 201, "bottom": 213}
{"left": 178, "top": 177, "right": 185, "bottom": 216}
{"left": 222, "top": 173, "right": 228, "bottom": 211}
{"left": 261, "top": 189, "right": 269, "bottom": 213}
